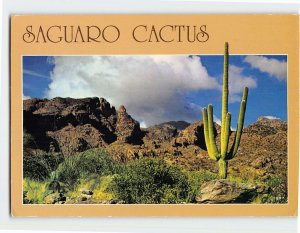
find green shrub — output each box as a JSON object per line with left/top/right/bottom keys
{"left": 265, "top": 175, "right": 287, "bottom": 203}
{"left": 110, "top": 158, "right": 189, "bottom": 204}
{"left": 77, "top": 148, "right": 122, "bottom": 176}
{"left": 54, "top": 148, "right": 121, "bottom": 190}
{"left": 68, "top": 175, "right": 115, "bottom": 202}
{"left": 54, "top": 155, "right": 81, "bottom": 190}
{"left": 92, "top": 175, "right": 116, "bottom": 201}
{"left": 23, "top": 151, "right": 64, "bottom": 181}
{"left": 23, "top": 178, "right": 51, "bottom": 204}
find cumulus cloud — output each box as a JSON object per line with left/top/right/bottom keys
{"left": 228, "top": 65, "right": 257, "bottom": 103}
{"left": 45, "top": 55, "right": 220, "bottom": 126}
{"left": 263, "top": 116, "right": 280, "bottom": 120}
{"left": 244, "top": 55, "right": 287, "bottom": 81}
{"left": 45, "top": 56, "right": 257, "bottom": 126}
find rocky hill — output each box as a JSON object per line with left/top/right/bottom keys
{"left": 23, "top": 97, "right": 143, "bottom": 156}
{"left": 23, "top": 97, "right": 287, "bottom": 181}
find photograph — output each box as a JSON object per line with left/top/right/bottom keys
{"left": 22, "top": 43, "right": 288, "bottom": 205}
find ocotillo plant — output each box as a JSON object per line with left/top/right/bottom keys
{"left": 202, "top": 42, "right": 248, "bottom": 179}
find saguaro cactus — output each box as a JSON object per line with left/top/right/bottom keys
{"left": 202, "top": 42, "right": 248, "bottom": 179}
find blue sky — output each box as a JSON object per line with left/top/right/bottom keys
{"left": 23, "top": 55, "right": 287, "bottom": 127}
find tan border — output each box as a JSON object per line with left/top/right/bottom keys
{"left": 11, "top": 14, "right": 299, "bottom": 217}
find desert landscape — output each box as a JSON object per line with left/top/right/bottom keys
{"left": 23, "top": 96, "right": 287, "bottom": 204}
{"left": 22, "top": 43, "right": 287, "bottom": 205}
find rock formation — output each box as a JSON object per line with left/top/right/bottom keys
{"left": 23, "top": 97, "right": 143, "bottom": 156}
{"left": 145, "top": 121, "right": 190, "bottom": 143}
{"left": 115, "top": 105, "right": 143, "bottom": 144}
{"left": 23, "top": 98, "right": 287, "bottom": 183}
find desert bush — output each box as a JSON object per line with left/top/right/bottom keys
{"left": 110, "top": 158, "right": 189, "bottom": 204}
{"left": 77, "top": 148, "right": 122, "bottom": 176}
{"left": 23, "top": 178, "right": 51, "bottom": 204}
{"left": 265, "top": 175, "right": 287, "bottom": 203}
{"left": 54, "top": 148, "right": 121, "bottom": 190}
{"left": 53, "top": 156, "right": 81, "bottom": 190}
{"left": 92, "top": 175, "right": 115, "bottom": 201}
{"left": 23, "top": 152, "right": 64, "bottom": 181}
{"left": 68, "top": 175, "right": 115, "bottom": 202}
{"left": 247, "top": 175, "right": 287, "bottom": 204}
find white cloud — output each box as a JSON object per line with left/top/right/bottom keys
{"left": 45, "top": 55, "right": 220, "bottom": 126}
{"left": 23, "top": 69, "right": 49, "bottom": 79}
{"left": 228, "top": 65, "right": 257, "bottom": 103}
{"left": 263, "top": 116, "right": 280, "bottom": 120}
{"left": 23, "top": 94, "right": 31, "bottom": 100}
{"left": 244, "top": 55, "right": 287, "bottom": 81}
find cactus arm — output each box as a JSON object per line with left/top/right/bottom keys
{"left": 228, "top": 87, "right": 248, "bottom": 159}
{"left": 202, "top": 107, "right": 218, "bottom": 161}
{"left": 221, "top": 42, "right": 229, "bottom": 156}
{"left": 207, "top": 104, "right": 220, "bottom": 160}
{"left": 221, "top": 112, "right": 231, "bottom": 159}
{"left": 241, "top": 86, "right": 248, "bottom": 103}
{"left": 202, "top": 108, "right": 211, "bottom": 154}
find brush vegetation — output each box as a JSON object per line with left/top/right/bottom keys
{"left": 23, "top": 146, "right": 287, "bottom": 204}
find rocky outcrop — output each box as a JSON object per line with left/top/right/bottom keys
{"left": 243, "top": 117, "right": 286, "bottom": 137}
{"left": 115, "top": 105, "right": 143, "bottom": 144}
{"left": 229, "top": 116, "right": 287, "bottom": 179}
{"left": 196, "top": 180, "right": 258, "bottom": 204}
{"left": 175, "top": 121, "right": 222, "bottom": 147}
{"left": 23, "top": 97, "right": 143, "bottom": 156}
{"left": 46, "top": 124, "right": 107, "bottom": 156}
{"left": 175, "top": 121, "right": 204, "bottom": 147}
{"left": 145, "top": 121, "right": 189, "bottom": 143}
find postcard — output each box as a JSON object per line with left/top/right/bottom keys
{"left": 11, "top": 14, "right": 299, "bottom": 216}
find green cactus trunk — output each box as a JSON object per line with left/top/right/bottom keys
{"left": 201, "top": 42, "right": 248, "bottom": 179}
{"left": 218, "top": 159, "right": 228, "bottom": 179}
{"left": 221, "top": 42, "right": 229, "bottom": 157}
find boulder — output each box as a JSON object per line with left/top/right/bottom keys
{"left": 79, "top": 188, "right": 93, "bottom": 195}
{"left": 44, "top": 192, "right": 66, "bottom": 204}
{"left": 196, "top": 180, "right": 258, "bottom": 204}
{"left": 81, "top": 194, "right": 92, "bottom": 201}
